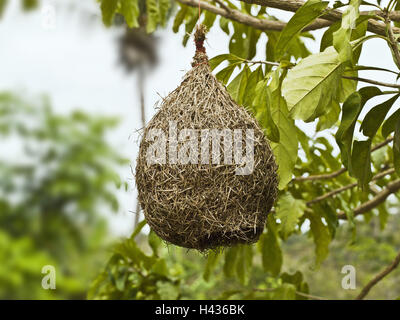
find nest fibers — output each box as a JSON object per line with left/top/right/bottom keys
{"left": 135, "top": 25, "right": 278, "bottom": 251}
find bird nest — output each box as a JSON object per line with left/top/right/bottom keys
{"left": 135, "top": 25, "right": 278, "bottom": 251}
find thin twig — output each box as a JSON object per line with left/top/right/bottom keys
{"left": 214, "top": 0, "right": 231, "bottom": 12}
{"left": 385, "top": 13, "right": 400, "bottom": 69}
{"left": 293, "top": 137, "right": 394, "bottom": 182}
{"left": 307, "top": 168, "right": 395, "bottom": 206}
{"left": 176, "top": 0, "right": 399, "bottom": 34}
{"left": 238, "top": 0, "right": 400, "bottom": 37}
{"left": 252, "top": 288, "right": 329, "bottom": 300}
{"left": 355, "top": 249, "right": 400, "bottom": 300}
{"left": 342, "top": 76, "right": 400, "bottom": 89}
{"left": 337, "top": 178, "right": 400, "bottom": 220}
{"left": 243, "top": 59, "right": 280, "bottom": 66}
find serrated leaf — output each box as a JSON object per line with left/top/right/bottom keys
{"left": 276, "top": 193, "right": 306, "bottom": 239}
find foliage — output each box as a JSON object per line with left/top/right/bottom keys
{"left": 93, "top": 0, "right": 400, "bottom": 300}
{"left": 2, "top": 0, "right": 400, "bottom": 300}
{"left": 0, "top": 92, "right": 128, "bottom": 299}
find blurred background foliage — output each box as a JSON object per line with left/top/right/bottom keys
{"left": 0, "top": 92, "right": 128, "bottom": 299}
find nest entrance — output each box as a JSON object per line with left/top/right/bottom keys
{"left": 135, "top": 25, "right": 278, "bottom": 251}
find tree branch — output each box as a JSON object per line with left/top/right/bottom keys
{"left": 252, "top": 288, "right": 329, "bottom": 300}
{"left": 177, "top": 0, "right": 400, "bottom": 35}
{"left": 342, "top": 76, "right": 400, "bottom": 89}
{"left": 177, "top": 0, "right": 287, "bottom": 31}
{"left": 355, "top": 249, "right": 400, "bottom": 300}
{"left": 238, "top": 0, "right": 400, "bottom": 37}
{"left": 385, "top": 14, "right": 400, "bottom": 68}
{"left": 293, "top": 137, "right": 394, "bottom": 182}
{"left": 337, "top": 178, "right": 400, "bottom": 220}
{"left": 306, "top": 168, "right": 395, "bottom": 206}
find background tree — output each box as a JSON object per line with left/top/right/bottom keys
{"left": 0, "top": 92, "right": 128, "bottom": 299}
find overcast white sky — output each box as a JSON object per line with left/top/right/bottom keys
{"left": 0, "top": 0, "right": 397, "bottom": 236}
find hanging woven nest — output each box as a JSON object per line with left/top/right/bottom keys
{"left": 135, "top": 25, "right": 278, "bottom": 251}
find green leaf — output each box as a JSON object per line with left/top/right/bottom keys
{"left": 252, "top": 80, "right": 280, "bottom": 143}
{"left": 215, "top": 63, "right": 239, "bottom": 84}
{"left": 351, "top": 139, "right": 372, "bottom": 188}
{"left": 259, "top": 216, "right": 282, "bottom": 276}
{"left": 158, "top": 0, "right": 171, "bottom": 27}
{"left": 336, "top": 87, "right": 382, "bottom": 171}
{"left": 148, "top": 230, "right": 162, "bottom": 256}
{"left": 203, "top": 251, "right": 220, "bottom": 281}
{"left": 146, "top": 0, "right": 160, "bottom": 33}
{"left": 172, "top": 5, "right": 187, "bottom": 33}
{"left": 382, "top": 108, "right": 400, "bottom": 138}
{"left": 275, "top": 0, "right": 329, "bottom": 59}
{"left": 316, "top": 99, "right": 340, "bottom": 131}
{"left": 202, "top": 10, "right": 216, "bottom": 30}
{"left": 270, "top": 88, "right": 298, "bottom": 189}
{"left": 307, "top": 211, "right": 331, "bottom": 268}
{"left": 281, "top": 271, "right": 309, "bottom": 300}
{"left": 120, "top": 0, "right": 139, "bottom": 28}
{"left": 223, "top": 246, "right": 239, "bottom": 278}
{"left": 0, "top": 0, "right": 8, "bottom": 17}
{"left": 227, "top": 66, "right": 250, "bottom": 104}
{"left": 219, "top": 16, "right": 230, "bottom": 35}
{"left": 276, "top": 193, "right": 306, "bottom": 239}
{"left": 273, "top": 283, "right": 297, "bottom": 300}
{"left": 282, "top": 47, "right": 346, "bottom": 121}
{"left": 243, "top": 66, "right": 264, "bottom": 107}
{"left": 361, "top": 94, "right": 400, "bottom": 138}
{"left": 101, "top": 0, "right": 119, "bottom": 26}
{"left": 131, "top": 219, "right": 147, "bottom": 239}
{"left": 333, "top": 0, "right": 362, "bottom": 63}
{"left": 394, "top": 119, "right": 400, "bottom": 175}
{"left": 236, "top": 245, "right": 252, "bottom": 284}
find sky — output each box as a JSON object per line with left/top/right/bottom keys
{"left": 0, "top": 0, "right": 398, "bottom": 236}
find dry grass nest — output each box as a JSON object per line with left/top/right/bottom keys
{"left": 135, "top": 25, "right": 278, "bottom": 251}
